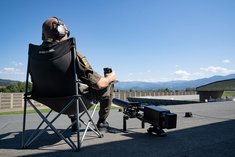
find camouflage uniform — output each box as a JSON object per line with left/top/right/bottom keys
{"left": 76, "top": 52, "right": 113, "bottom": 122}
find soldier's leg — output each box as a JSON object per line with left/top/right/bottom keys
{"left": 97, "top": 84, "right": 113, "bottom": 129}
{"left": 98, "top": 98, "right": 112, "bottom": 123}
{"left": 77, "top": 84, "right": 113, "bottom": 131}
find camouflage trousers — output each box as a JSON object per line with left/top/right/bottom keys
{"left": 79, "top": 84, "right": 113, "bottom": 122}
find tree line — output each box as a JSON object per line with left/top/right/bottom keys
{"left": 0, "top": 82, "right": 195, "bottom": 93}
{"left": 0, "top": 82, "right": 32, "bottom": 93}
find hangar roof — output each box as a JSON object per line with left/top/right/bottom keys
{"left": 196, "top": 79, "right": 235, "bottom": 91}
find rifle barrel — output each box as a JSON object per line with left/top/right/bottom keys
{"left": 112, "top": 98, "right": 140, "bottom": 108}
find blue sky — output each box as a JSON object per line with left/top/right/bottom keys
{"left": 0, "top": 0, "right": 234, "bottom": 82}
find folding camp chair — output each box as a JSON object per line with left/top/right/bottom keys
{"left": 22, "top": 38, "right": 102, "bottom": 151}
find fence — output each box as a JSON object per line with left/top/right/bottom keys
{"left": 113, "top": 91, "right": 196, "bottom": 101}
{"left": 0, "top": 91, "right": 196, "bottom": 111}
{"left": 0, "top": 93, "right": 43, "bottom": 111}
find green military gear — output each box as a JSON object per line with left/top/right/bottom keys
{"left": 76, "top": 51, "right": 113, "bottom": 122}
{"left": 76, "top": 52, "right": 102, "bottom": 89}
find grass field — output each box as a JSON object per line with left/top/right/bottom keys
{"left": 223, "top": 91, "right": 235, "bottom": 97}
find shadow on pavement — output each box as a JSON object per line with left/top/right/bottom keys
{"left": 1, "top": 120, "right": 235, "bottom": 157}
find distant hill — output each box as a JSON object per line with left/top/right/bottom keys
{"left": 0, "top": 79, "right": 20, "bottom": 87}
{"left": 1, "top": 73, "right": 235, "bottom": 91}
{"left": 115, "top": 74, "right": 235, "bottom": 91}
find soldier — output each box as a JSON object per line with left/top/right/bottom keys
{"left": 41, "top": 17, "right": 116, "bottom": 132}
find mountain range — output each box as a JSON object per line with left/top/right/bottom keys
{"left": 0, "top": 79, "right": 20, "bottom": 87}
{"left": 0, "top": 73, "right": 234, "bottom": 90}
{"left": 114, "top": 74, "right": 235, "bottom": 91}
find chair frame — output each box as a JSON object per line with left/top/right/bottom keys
{"left": 21, "top": 38, "right": 102, "bottom": 151}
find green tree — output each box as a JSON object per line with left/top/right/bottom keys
{"left": 0, "top": 82, "right": 32, "bottom": 93}
{"left": 185, "top": 87, "right": 196, "bottom": 91}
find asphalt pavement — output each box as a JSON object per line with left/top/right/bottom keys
{"left": 1, "top": 101, "right": 235, "bottom": 157}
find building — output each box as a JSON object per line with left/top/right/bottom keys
{"left": 196, "top": 79, "right": 235, "bottom": 102}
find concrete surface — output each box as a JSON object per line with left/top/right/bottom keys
{"left": 1, "top": 101, "right": 235, "bottom": 157}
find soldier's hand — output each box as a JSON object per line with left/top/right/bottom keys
{"left": 106, "top": 72, "right": 116, "bottom": 83}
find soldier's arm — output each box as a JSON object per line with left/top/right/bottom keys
{"left": 76, "top": 51, "right": 116, "bottom": 90}
{"left": 95, "top": 72, "right": 116, "bottom": 89}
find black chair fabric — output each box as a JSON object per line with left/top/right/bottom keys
{"left": 29, "top": 38, "right": 76, "bottom": 98}
{"left": 28, "top": 38, "right": 91, "bottom": 115}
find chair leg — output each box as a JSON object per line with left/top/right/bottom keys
{"left": 76, "top": 98, "right": 81, "bottom": 151}
{"left": 79, "top": 99, "right": 103, "bottom": 142}
{"left": 24, "top": 98, "right": 79, "bottom": 151}
{"left": 21, "top": 98, "right": 28, "bottom": 148}
{"left": 83, "top": 104, "right": 102, "bottom": 136}
{"left": 24, "top": 110, "right": 53, "bottom": 147}
{"left": 22, "top": 96, "right": 102, "bottom": 151}
{"left": 29, "top": 101, "right": 78, "bottom": 151}
{"left": 80, "top": 103, "right": 103, "bottom": 143}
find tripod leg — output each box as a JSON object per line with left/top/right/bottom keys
{"left": 123, "top": 115, "right": 129, "bottom": 133}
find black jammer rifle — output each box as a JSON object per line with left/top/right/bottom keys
{"left": 112, "top": 98, "right": 177, "bottom": 137}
